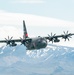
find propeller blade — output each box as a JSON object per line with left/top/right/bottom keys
{"left": 10, "top": 36, "right": 13, "bottom": 40}
{"left": 65, "top": 38, "right": 66, "bottom": 41}
{"left": 53, "top": 34, "right": 56, "bottom": 36}
{"left": 48, "top": 33, "right": 56, "bottom": 43}
{"left": 52, "top": 40, "right": 53, "bottom": 43}
{"left": 20, "top": 37, "right": 24, "bottom": 45}
{"left": 67, "top": 38, "right": 69, "bottom": 41}
{"left": 48, "top": 34, "right": 50, "bottom": 37}
{"left": 20, "top": 37, "right": 22, "bottom": 39}
{"left": 5, "top": 36, "right": 14, "bottom": 45}
{"left": 5, "top": 38, "right": 7, "bottom": 40}
{"left": 8, "top": 36, "right": 9, "bottom": 40}
{"left": 67, "top": 31, "right": 68, "bottom": 34}
{"left": 51, "top": 32, "right": 52, "bottom": 36}
{"left": 62, "top": 31, "right": 72, "bottom": 41}
{"left": 63, "top": 31, "right": 65, "bottom": 34}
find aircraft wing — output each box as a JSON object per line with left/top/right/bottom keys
{"left": 0, "top": 38, "right": 32, "bottom": 45}
{"left": 0, "top": 39, "right": 21, "bottom": 43}
{"left": 45, "top": 33, "right": 74, "bottom": 43}
{"left": 45, "top": 35, "right": 63, "bottom": 39}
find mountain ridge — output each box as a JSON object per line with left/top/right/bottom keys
{"left": 0, "top": 44, "right": 74, "bottom": 75}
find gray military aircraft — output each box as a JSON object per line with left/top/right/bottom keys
{"left": 0, "top": 20, "right": 74, "bottom": 50}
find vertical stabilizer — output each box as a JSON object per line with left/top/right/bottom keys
{"left": 23, "top": 20, "right": 28, "bottom": 39}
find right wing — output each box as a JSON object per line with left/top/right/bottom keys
{"left": 0, "top": 38, "right": 32, "bottom": 45}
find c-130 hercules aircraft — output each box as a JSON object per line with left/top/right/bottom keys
{"left": 0, "top": 20, "right": 74, "bottom": 50}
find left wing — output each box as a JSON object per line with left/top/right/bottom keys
{"left": 45, "top": 32, "right": 74, "bottom": 43}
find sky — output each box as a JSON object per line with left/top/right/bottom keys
{"left": 0, "top": 0, "right": 74, "bottom": 22}
{"left": 0, "top": 0, "right": 74, "bottom": 47}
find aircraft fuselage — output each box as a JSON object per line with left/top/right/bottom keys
{"left": 24, "top": 37, "right": 47, "bottom": 50}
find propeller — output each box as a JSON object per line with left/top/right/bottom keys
{"left": 20, "top": 37, "right": 26, "bottom": 45}
{"left": 62, "top": 31, "right": 72, "bottom": 41}
{"left": 48, "top": 32, "right": 56, "bottom": 43}
{"left": 19, "top": 37, "right": 24, "bottom": 45}
{"left": 5, "top": 36, "right": 13, "bottom": 45}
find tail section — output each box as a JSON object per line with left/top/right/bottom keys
{"left": 23, "top": 20, "right": 28, "bottom": 39}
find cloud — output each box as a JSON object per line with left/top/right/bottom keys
{"left": 0, "top": 10, "right": 7, "bottom": 13}
{"left": 0, "top": 10, "right": 74, "bottom": 27}
{"left": 12, "top": 0, "right": 45, "bottom": 4}
{"left": 0, "top": 13, "right": 74, "bottom": 29}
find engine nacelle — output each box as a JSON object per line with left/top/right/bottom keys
{"left": 54, "top": 39, "right": 60, "bottom": 42}
{"left": 10, "top": 43, "right": 17, "bottom": 46}
{"left": 9, "top": 41, "right": 17, "bottom": 46}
